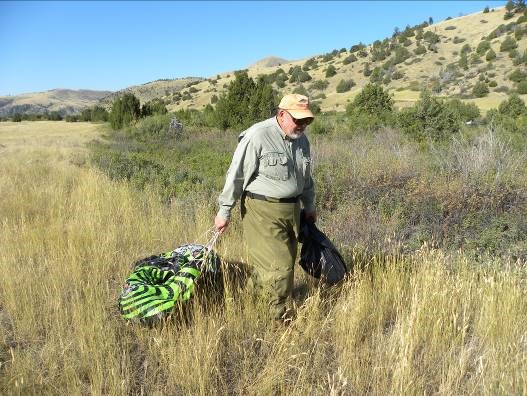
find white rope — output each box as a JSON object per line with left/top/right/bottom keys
{"left": 205, "top": 228, "right": 221, "bottom": 251}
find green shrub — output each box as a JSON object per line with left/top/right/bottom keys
{"left": 303, "top": 58, "right": 318, "bottom": 71}
{"left": 517, "top": 80, "right": 527, "bottom": 94}
{"left": 141, "top": 100, "right": 167, "bottom": 118}
{"left": 500, "top": 36, "right": 518, "bottom": 52}
{"left": 476, "top": 40, "right": 491, "bottom": 55}
{"left": 459, "top": 53, "right": 469, "bottom": 70}
{"left": 414, "top": 45, "right": 426, "bottom": 55}
{"left": 504, "top": 10, "right": 514, "bottom": 20}
{"left": 346, "top": 83, "right": 393, "bottom": 117}
{"left": 345, "top": 93, "right": 396, "bottom": 132}
{"left": 472, "top": 82, "right": 490, "bottom": 98}
{"left": 495, "top": 86, "right": 510, "bottom": 93}
{"left": 350, "top": 42, "right": 366, "bottom": 52}
{"left": 289, "top": 66, "right": 312, "bottom": 83}
{"left": 423, "top": 31, "right": 440, "bottom": 44}
{"left": 13, "top": 113, "right": 22, "bottom": 122}
{"left": 48, "top": 111, "right": 63, "bottom": 121}
{"left": 397, "top": 90, "right": 460, "bottom": 142}
{"left": 486, "top": 49, "right": 497, "bottom": 61}
{"left": 128, "top": 113, "right": 174, "bottom": 142}
{"left": 509, "top": 49, "right": 520, "bottom": 59}
{"left": 392, "top": 70, "right": 404, "bottom": 80}
{"left": 336, "top": 79, "right": 355, "bottom": 93}
{"left": 308, "top": 117, "right": 329, "bottom": 135}
{"left": 310, "top": 79, "right": 330, "bottom": 91}
{"left": 370, "top": 67, "right": 383, "bottom": 84}
{"left": 489, "top": 80, "right": 498, "bottom": 87}
{"left": 65, "top": 115, "right": 79, "bottom": 122}
{"left": 310, "top": 101, "right": 322, "bottom": 115}
{"left": 325, "top": 65, "right": 337, "bottom": 78}
{"left": 453, "top": 37, "right": 466, "bottom": 44}
{"left": 445, "top": 25, "right": 456, "bottom": 31}
{"left": 393, "top": 47, "right": 411, "bottom": 65}
{"left": 471, "top": 53, "right": 483, "bottom": 65}
{"left": 342, "top": 54, "right": 357, "bottom": 65}
{"left": 461, "top": 44, "right": 472, "bottom": 54}
{"left": 293, "top": 85, "right": 309, "bottom": 96}
{"left": 446, "top": 99, "right": 481, "bottom": 121}
{"left": 499, "top": 93, "right": 527, "bottom": 117}
{"left": 509, "top": 68, "right": 527, "bottom": 82}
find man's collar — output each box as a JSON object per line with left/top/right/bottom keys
{"left": 274, "top": 116, "right": 289, "bottom": 140}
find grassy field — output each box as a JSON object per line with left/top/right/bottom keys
{"left": 1, "top": 121, "right": 526, "bottom": 394}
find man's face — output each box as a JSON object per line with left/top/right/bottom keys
{"left": 277, "top": 110, "right": 313, "bottom": 139}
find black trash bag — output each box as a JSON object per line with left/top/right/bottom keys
{"left": 298, "top": 212, "right": 348, "bottom": 285}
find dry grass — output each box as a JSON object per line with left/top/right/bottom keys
{"left": 1, "top": 122, "right": 526, "bottom": 394}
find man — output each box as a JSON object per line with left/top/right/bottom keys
{"left": 214, "top": 94, "right": 317, "bottom": 319}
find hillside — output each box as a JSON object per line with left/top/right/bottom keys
{"left": 0, "top": 89, "right": 111, "bottom": 117}
{"left": 164, "top": 5, "right": 527, "bottom": 113}
{"left": 5, "top": 5, "right": 527, "bottom": 117}
{"left": 248, "top": 56, "right": 289, "bottom": 69}
{"left": 98, "top": 77, "right": 204, "bottom": 109}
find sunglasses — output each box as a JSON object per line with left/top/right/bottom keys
{"left": 286, "top": 111, "right": 313, "bottom": 127}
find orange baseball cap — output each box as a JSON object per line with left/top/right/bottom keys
{"left": 278, "top": 94, "right": 314, "bottom": 119}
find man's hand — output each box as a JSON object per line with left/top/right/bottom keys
{"left": 214, "top": 215, "right": 230, "bottom": 234}
{"left": 304, "top": 211, "right": 317, "bottom": 223}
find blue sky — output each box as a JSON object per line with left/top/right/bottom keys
{"left": 0, "top": 1, "right": 505, "bottom": 96}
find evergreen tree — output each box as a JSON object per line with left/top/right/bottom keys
{"left": 214, "top": 71, "right": 277, "bottom": 130}
{"left": 110, "top": 93, "right": 141, "bottom": 130}
{"left": 248, "top": 76, "right": 278, "bottom": 123}
{"left": 141, "top": 99, "right": 167, "bottom": 117}
{"left": 472, "top": 82, "right": 489, "bottom": 97}
{"left": 347, "top": 83, "right": 393, "bottom": 115}
{"left": 499, "top": 93, "right": 527, "bottom": 117}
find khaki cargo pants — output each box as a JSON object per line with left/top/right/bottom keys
{"left": 241, "top": 195, "right": 301, "bottom": 319}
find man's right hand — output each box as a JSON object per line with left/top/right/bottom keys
{"left": 214, "top": 215, "right": 230, "bottom": 234}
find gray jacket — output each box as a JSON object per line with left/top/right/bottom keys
{"left": 217, "top": 116, "right": 315, "bottom": 220}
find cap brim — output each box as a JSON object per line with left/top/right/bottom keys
{"left": 287, "top": 109, "right": 314, "bottom": 119}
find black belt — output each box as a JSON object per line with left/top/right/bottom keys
{"left": 245, "top": 191, "right": 300, "bottom": 203}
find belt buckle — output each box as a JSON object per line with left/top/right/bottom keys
{"left": 266, "top": 196, "right": 280, "bottom": 203}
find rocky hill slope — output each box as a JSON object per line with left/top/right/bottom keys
{"left": 97, "top": 77, "right": 203, "bottom": 109}
{"left": 164, "top": 5, "right": 527, "bottom": 114}
{"left": 0, "top": 89, "right": 111, "bottom": 117}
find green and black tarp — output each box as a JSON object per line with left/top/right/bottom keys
{"left": 118, "top": 244, "right": 220, "bottom": 321}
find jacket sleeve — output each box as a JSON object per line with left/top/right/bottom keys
{"left": 300, "top": 140, "right": 316, "bottom": 213}
{"left": 217, "top": 135, "right": 259, "bottom": 220}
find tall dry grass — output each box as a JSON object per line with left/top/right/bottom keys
{"left": 1, "top": 122, "right": 526, "bottom": 394}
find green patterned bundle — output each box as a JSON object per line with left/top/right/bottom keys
{"left": 118, "top": 244, "right": 220, "bottom": 321}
